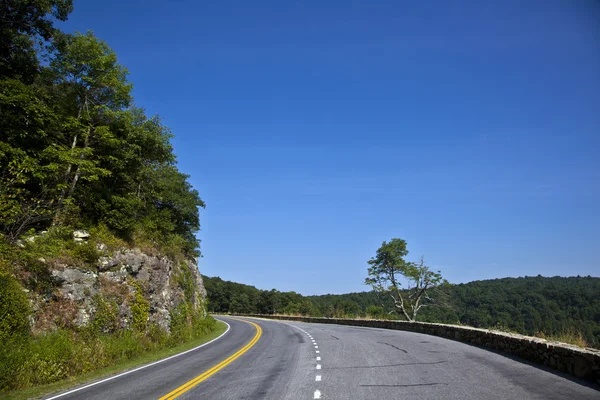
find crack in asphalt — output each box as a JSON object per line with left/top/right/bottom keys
{"left": 360, "top": 383, "right": 448, "bottom": 388}
{"left": 377, "top": 341, "right": 408, "bottom": 353}
{"left": 330, "top": 335, "right": 340, "bottom": 340}
{"left": 325, "top": 360, "right": 448, "bottom": 370}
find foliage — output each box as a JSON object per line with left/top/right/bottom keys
{"left": 0, "top": 0, "right": 74, "bottom": 82}
{"left": 90, "top": 295, "right": 119, "bottom": 334}
{"left": 4, "top": 227, "right": 101, "bottom": 294}
{"left": 365, "top": 238, "right": 448, "bottom": 321}
{"left": 0, "top": 316, "right": 217, "bottom": 393}
{"left": 0, "top": 2, "right": 212, "bottom": 395}
{"left": 0, "top": 272, "right": 31, "bottom": 341}
{"left": 177, "top": 262, "right": 196, "bottom": 303}
{"left": 88, "top": 223, "right": 127, "bottom": 252}
{"left": 169, "top": 301, "right": 214, "bottom": 345}
{"left": 0, "top": 8, "right": 204, "bottom": 256}
{"left": 535, "top": 328, "right": 589, "bottom": 348}
{"left": 130, "top": 283, "right": 150, "bottom": 333}
{"left": 203, "top": 274, "right": 600, "bottom": 348}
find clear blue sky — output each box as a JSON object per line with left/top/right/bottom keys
{"left": 61, "top": 1, "right": 600, "bottom": 295}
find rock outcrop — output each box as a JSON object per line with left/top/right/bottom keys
{"left": 36, "top": 247, "right": 206, "bottom": 333}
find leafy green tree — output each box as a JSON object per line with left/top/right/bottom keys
{"left": 0, "top": 0, "right": 73, "bottom": 81}
{"left": 1, "top": 25, "right": 204, "bottom": 255}
{"left": 0, "top": 77, "right": 59, "bottom": 239}
{"left": 365, "top": 238, "right": 447, "bottom": 321}
{"left": 46, "top": 31, "right": 132, "bottom": 216}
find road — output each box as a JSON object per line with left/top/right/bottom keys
{"left": 47, "top": 316, "right": 599, "bottom": 400}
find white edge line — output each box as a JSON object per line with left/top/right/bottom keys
{"left": 45, "top": 318, "right": 232, "bottom": 400}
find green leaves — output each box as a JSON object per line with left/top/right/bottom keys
{"left": 0, "top": 272, "right": 31, "bottom": 341}
{"left": 365, "top": 238, "right": 448, "bottom": 321}
{"left": 0, "top": 0, "right": 74, "bottom": 81}
{"left": 1, "top": 23, "right": 204, "bottom": 256}
{"left": 50, "top": 31, "right": 132, "bottom": 112}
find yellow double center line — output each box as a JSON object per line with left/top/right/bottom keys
{"left": 159, "top": 319, "right": 262, "bottom": 400}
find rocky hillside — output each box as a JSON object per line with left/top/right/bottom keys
{"left": 10, "top": 229, "right": 207, "bottom": 336}
{"left": 0, "top": 228, "right": 214, "bottom": 393}
{"left": 44, "top": 246, "right": 206, "bottom": 334}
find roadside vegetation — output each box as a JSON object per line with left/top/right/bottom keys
{"left": 0, "top": 1, "right": 214, "bottom": 396}
{"left": 0, "top": 319, "right": 226, "bottom": 400}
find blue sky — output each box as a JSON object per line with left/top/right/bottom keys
{"left": 61, "top": 1, "right": 600, "bottom": 295}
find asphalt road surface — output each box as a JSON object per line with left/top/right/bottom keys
{"left": 47, "top": 316, "right": 599, "bottom": 400}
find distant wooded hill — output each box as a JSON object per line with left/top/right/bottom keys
{"left": 202, "top": 275, "right": 600, "bottom": 347}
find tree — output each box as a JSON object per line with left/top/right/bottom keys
{"left": 1, "top": 19, "right": 204, "bottom": 258}
{"left": 0, "top": 0, "right": 74, "bottom": 81}
{"left": 47, "top": 31, "right": 132, "bottom": 217}
{"left": 365, "top": 238, "right": 447, "bottom": 322}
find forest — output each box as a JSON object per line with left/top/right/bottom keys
{"left": 203, "top": 274, "right": 600, "bottom": 348}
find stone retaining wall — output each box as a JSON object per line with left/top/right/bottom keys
{"left": 231, "top": 314, "right": 600, "bottom": 385}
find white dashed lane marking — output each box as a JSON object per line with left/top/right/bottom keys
{"left": 282, "top": 322, "right": 323, "bottom": 399}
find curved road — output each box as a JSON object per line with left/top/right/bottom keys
{"left": 48, "top": 316, "right": 598, "bottom": 399}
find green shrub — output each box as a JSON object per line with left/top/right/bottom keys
{"left": 91, "top": 295, "right": 119, "bottom": 334}
{"left": 147, "top": 323, "right": 169, "bottom": 348}
{"left": 169, "top": 302, "right": 193, "bottom": 344}
{"left": 89, "top": 224, "right": 128, "bottom": 252}
{"left": 177, "top": 263, "right": 195, "bottom": 303}
{"left": 131, "top": 284, "right": 150, "bottom": 333}
{"left": 0, "top": 272, "right": 31, "bottom": 341}
{"left": 69, "top": 241, "right": 100, "bottom": 266}
{"left": 169, "top": 299, "right": 213, "bottom": 346}
{"left": 0, "top": 311, "right": 216, "bottom": 393}
{"left": 0, "top": 336, "right": 31, "bottom": 392}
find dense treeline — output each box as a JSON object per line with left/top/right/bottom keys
{"left": 203, "top": 275, "right": 600, "bottom": 347}
{"left": 1, "top": 0, "right": 203, "bottom": 257}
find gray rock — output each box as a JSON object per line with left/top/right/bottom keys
{"left": 52, "top": 268, "right": 98, "bottom": 302}
{"left": 73, "top": 230, "right": 90, "bottom": 239}
{"left": 38, "top": 247, "right": 207, "bottom": 333}
{"left": 118, "top": 249, "right": 146, "bottom": 274}
{"left": 100, "top": 269, "right": 129, "bottom": 282}
{"left": 76, "top": 308, "right": 90, "bottom": 326}
{"left": 98, "top": 256, "right": 120, "bottom": 271}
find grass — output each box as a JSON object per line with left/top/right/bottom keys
{"left": 535, "top": 328, "right": 590, "bottom": 348}
{"left": 0, "top": 320, "right": 227, "bottom": 400}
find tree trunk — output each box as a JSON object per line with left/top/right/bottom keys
{"left": 53, "top": 101, "right": 87, "bottom": 225}
{"left": 55, "top": 134, "right": 78, "bottom": 202}
{"left": 66, "top": 125, "right": 91, "bottom": 199}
